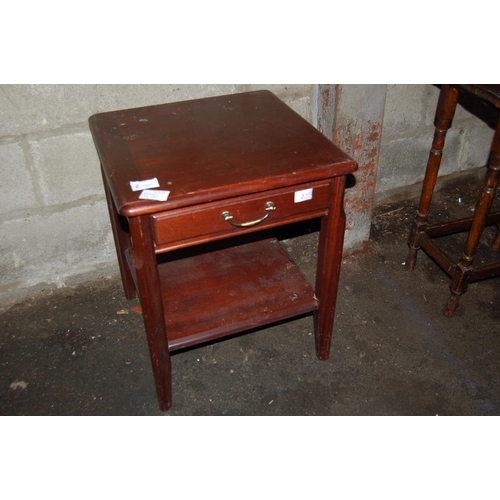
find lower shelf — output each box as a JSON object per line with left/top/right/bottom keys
{"left": 157, "top": 236, "right": 318, "bottom": 350}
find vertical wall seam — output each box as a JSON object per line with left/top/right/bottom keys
{"left": 19, "top": 137, "right": 44, "bottom": 208}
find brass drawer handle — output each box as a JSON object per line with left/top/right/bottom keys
{"left": 221, "top": 201, "right": 276, "bottom": 228}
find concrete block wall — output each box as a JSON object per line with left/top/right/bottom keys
{"left": 0, "top": 84, "right": 313, "bottom": 303}
{"left": 376, "top": 84, "right": 496, "bottom": 196}
{"left": 1, "top": 84, "right": 493, "bottom": 303}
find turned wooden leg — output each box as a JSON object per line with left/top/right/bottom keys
{"left": 129, "top": 215, "right": 172, "bottom": 411}
{"left": 314, "top": 176, "right": 347, "bottom": 360}
{"left": 445, "top": 118, "right": 500, "bottom": 316}
{"left": 492, "top": 223, "right": 500, "bottom": 252}
{"left": 406, "top": 85, "right": 459, "bottom": 271}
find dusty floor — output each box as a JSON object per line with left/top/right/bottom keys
{"left": 1, "top": 169, "right": 499, "bottom": 416}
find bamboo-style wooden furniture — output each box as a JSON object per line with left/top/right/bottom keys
{"left": 89, "top": 90, "right": 357, "bottom": 410}
{"left": 406, "top": 84, "right": 500, "bottom": 316}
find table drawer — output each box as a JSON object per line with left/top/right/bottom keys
{"left": 152, "top": 180, "right": 331, "bottom": 250}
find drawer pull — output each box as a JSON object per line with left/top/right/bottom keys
{"left": 221, "top": 201, "right": 276, "bottom": 228}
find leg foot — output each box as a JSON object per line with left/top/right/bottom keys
{"left": 445, "top": 289, "right": 462, "bottom": 317}
{"left": 492, "top": 223, "right": 500, "bottom": 252}
{"left": 405, "top": 246, "right": 419, "bottom": 271}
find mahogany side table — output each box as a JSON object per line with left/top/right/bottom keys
{"left": 406, "top": 84, "right": 500, "bottom": 316}
{"left": 89, "top": 90, "right": 357, "bottom": 411}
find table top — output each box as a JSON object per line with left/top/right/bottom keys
{"left": 455, "top": 85, "right": 500, "bottom": 108}
{"left": 89, "top": 90, "right": 357, "bottom": 217}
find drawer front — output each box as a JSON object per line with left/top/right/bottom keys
{"left": 152, "top": 180, "right": 331, "bottom": 250}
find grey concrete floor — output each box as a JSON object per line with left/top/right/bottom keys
{"left": 1, "top": 169, "right": 499, "bottom": 416}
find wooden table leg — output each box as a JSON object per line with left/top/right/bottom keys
{"left": 406, "top": 85, "right": 459, "bottom": 271}
{"left": 445, "top": 118, "right": 500, "bottom": 316}
{"left": 101, "top": 168, "right": 136, "bottom": 300}
{"left": 129, "top": 215, "right": 173, "bottom": 411}
{"left": 493, "top": 223, "right": 500, "bottom": 252}
{"left": 314, "top": 175, "right": 347, "bottom": 360}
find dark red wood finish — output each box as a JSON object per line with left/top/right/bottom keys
{"left": 101, "top": 173, "right": 136, "bottom": 300}
{"left": 89, "top": 90, "right": 357, "bottom": 410}
{"left": 406, "top": 84, "right": 500, "bottom": 316}
{"left": 159, "top": 235, "right": 319, "bottom": 351}
{"left": 90, "top": 91, "right": 354, "bottom": 217}
{"left": 152, "top": 179, "right": 332, "bottom": 252}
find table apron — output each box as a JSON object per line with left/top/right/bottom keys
{"left": 151, "top": 180, "right": 332, "bottom": 253}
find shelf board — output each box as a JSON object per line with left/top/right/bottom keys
{"left": 158, "top": 236, "right": 318, "bottom": 351}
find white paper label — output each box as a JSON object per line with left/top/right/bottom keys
{"left": 130, "top": 178, "right": 160, "bottom": 191}
{"left": 294, "top": 188, "right": 313, "bottom": 203}
{"left": 139, "top": 189, "right": 170, "bottom": 201}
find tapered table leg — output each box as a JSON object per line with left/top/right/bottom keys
{"left": 129, "top": 215, "right": 172, "bottom": 411}
{"left": 314, "top": 176, "right": 347, "bottom": 360}
{"left": 102, "top": 167, "right": 136, "bottom": 300}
